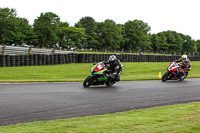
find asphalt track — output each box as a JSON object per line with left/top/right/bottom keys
{"left": 0, "top": 78, "right": 200, "bottom": 126}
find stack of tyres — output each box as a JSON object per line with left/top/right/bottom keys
{"left": 15, "top": 55, "right": 20, "bottom": 66}
{"left": 69, "top": 54, "right": 72, "bottom": 63}
{"left": 20, "top": 55, "right": 25, "bottom": 66}
{"left": 38, "top": 54, "right": 42, "bottom": 65}
{"left": 33, "top": 54, "right": 38, "bottom": 66}
{"left": 10, "top": 55, "right": 15, "bottom": 67}
{"left": 5, "top": 55, "right": 10, "bottom": 67}
{"left": 50, "top": 54, "right": 54, "bottom": 65}
{"left": 72, "top": 53, "right": 76, "bottom": 63}
{"left": 58, "top": 54, "right": 63, "bottom": 64}
{"left": 42, "top": 54, "right": 46, "bottom": 65}
{"left": 0, "top": 55, "right": 6, "bottom": 67}
{"left": 54, "top": 54, "right": 58, "bottom": 65}
{"left": 62, "top": 54, "right": 66, "bottom": 64}
{"left": 24, "top": 55, "right": 29, "bottom": 66}
{"left": 46, "top": 55, "right": 50, "bottom": 65}
{"left": 29, "top": 54, "right": 34, "bottom": 66}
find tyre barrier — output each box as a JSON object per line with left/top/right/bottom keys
{"left": 15, "top": 55, "right": 20, "bottom": 66}
{"left": 46, "top": 55, "right": 50, "bottom": 65}
{"left": 5, "top": 55, "right": 10, "bottom": 67}
{"left": 29, "top": 54, "right": 34, "bottom": 66}
{"left": 0, "top": 55, "right": 6, "bottom": 67}
{"left": 20, "top": 55, "right": 25, "bottom": 66}
{"left": 24, "top": 55, "right": 29, "bottom": 66}
{"left": 33, "top": 54, "right": 38, "bottom": 66}
{"left": 50, "top": 54, "right": 54, "bottom": 65}
{"left": 10, "top": 56, "right": 16, "bottom": 67}
{"left": 0, "top": 54, "right": 200, "bottom": 67}
{"left": 42, "top": 54, "right": 46, "bottom": 65}
{"left": 38, "top": 54, "right": 43, "bottom": 66}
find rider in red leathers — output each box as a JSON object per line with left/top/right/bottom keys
{"left": 175, "top": 54, "right": 191, "bottom": 80}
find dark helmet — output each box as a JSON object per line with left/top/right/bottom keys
{"left": 109, "top": 55, "right": 117, "bottom": 65}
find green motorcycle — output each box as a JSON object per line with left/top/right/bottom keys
{"left": 83, "top": 62, "right": 116, "bottom": 87}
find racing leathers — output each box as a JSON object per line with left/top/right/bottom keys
{"left": 175, "top": 58, "right": 191, "bottom": 77}
{"left": 103, "top": 59, "right": 123, "bottom": 81}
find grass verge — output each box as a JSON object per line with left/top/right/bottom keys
{"left": 0, "top": 62, "right": 199, "bottom": 83}
{"left": 0, "top": 102, "right": 200, "bottom": 133}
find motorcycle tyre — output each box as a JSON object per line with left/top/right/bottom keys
{"left": 179, "top": 72, "right": 188, "bottom": 81}
{"left": 162, "top": 72, "right": 169, "bottom": 82}
{"left": 106, "top": 78, "right": 115, "bottom": 86}
{"left": 83, "top": 76, "right": 92, "bottom": 88}
{"left": 179, "top": 76, "right": 184, "bottom": 81}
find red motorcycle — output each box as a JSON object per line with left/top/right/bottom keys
{"left": 162, "top": 62, "right": 187, "bottom": 82}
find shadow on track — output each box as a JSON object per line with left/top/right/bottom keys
{"left": 82, "top": 85, "right": 119, "bottom": 91}
{"left": 161, "top": 80, "right": 188, "bottom": 84}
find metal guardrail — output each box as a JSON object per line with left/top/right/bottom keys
{"left": 0, "top": 45, "right": 74, "bottom": 55}
{"left": 0, "top": 45, "right": 3, "bottom": 54}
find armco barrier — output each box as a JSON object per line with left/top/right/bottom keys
{"left": 0, "top": 53, "right": 200, "bottom": 67}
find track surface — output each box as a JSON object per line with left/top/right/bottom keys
{"left": 0, "top": 78, "right": 200, "bottom": 126}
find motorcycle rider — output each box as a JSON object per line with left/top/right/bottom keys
{"left": 175, "top": 54, "right": 191, "bottom": 79}
{"left": 104, "top": 55, "right": 123, "bottom": 82}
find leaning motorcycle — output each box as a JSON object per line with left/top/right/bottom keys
{"left": 162, "top": 62, "right": 188, "bottom": 82}
{"left": 83, "top": 62, "right": 116, "bottom": 87}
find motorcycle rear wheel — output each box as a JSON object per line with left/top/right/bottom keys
{"left": 83, "top": 76, "right": 92, "bottom": 88}
{"left": 106, "top": 78, "right": 116, "bottom": 86}
{"left": 162, "top": 72, "right": 169, "bottom": 82}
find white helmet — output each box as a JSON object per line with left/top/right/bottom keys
{"left": 181, "top": 54, "right": 188, "bottom": 61}
{"left": 109, "top": 55, "right": 117, "bottom": 65}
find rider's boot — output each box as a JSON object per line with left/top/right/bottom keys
{"left": 179, "top": 72, "right": 185, "bottom": 81}
{"left": 115, "top": 74, "right": 120, "bottom": 82}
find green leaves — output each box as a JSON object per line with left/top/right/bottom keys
{"left": 33, "top": 12, "right": 61, "bottom": 48}
{"left": 75, "top": 17, "right": 99, "bottom": 49}
{"left": 0, "top": 8, "right": 30, "bottom": 45}
{"left": 97, "top": 19, "right": 122, "bottom": 50}
{"left": 58, "top": 27, "right": 86, "bottom": 49}
{"left": 122, "top": 20, "right": 151, "bottom": 51}
{"left": 196, "top": 40, "right": 200, "bottom": 53}
{"left": 0, "top": 7, "right": 198, "bottom": 54}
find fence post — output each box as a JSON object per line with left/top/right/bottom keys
{"left": 28, "top": 47, "right": 32, "bottom": 54}
{"left": 2, "top": 45, "right": 6, "bottom": 55}
{"left": 52, "top": 49, "right": 55, "bottom": 54}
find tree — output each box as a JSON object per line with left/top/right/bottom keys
{"left": 33, "top": 12, "right": 60, "bottom": 48}
{"left": 0, "top": 8, "right": 17, "bottom": 45}
{"left": 58, "top": 27, "right": 86, "bottom": 49}
{"left": 196, "top": 40, "right": 200, "bottom": 54}
{"left": 75, "top": 16, "right": 99, "bottom": 49}
{"left": 97, "top": 19, "right": 122, "bottom": 50}
{"left": 156, "top": 32, "right": 168, "bottom": 52}
{"left": 179, "top": 34, "right": 195, "bottom": 54}
{"left": 14, "top": 18, "right": 32, "bottom": 45}
{"left": 162, "top": 31, "right": 183, "bottom": 53}
{"left": 122, "top": 20, "right": 151, "bottom": 51}
{"left": 150, "top": 34, "right": 160, "bottom": 52}
{"left": 0, "top": 8, "right": 33, "bottom": 46}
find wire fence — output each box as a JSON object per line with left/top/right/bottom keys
{"left": 0, "top": 45, "right": 74, "bottom": 55}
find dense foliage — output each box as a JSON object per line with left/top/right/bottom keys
{"left": 0, "top": 7, "right": 200, "bottom": 54}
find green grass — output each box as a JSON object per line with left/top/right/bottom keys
{"left": 0, "top": 62, "right": 200, "bottom": 83}
{"left": 0, "top": 62, "right": 200, "bottom": 132}
{"left": 0, "top": 102, "right": 200, "bottom": 133}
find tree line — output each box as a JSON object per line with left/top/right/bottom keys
{"left": 1, "top": 7, "right": 200, "bottom": 54}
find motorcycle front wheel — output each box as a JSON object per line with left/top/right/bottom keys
{"left": 162, "top": 72, "right": 169, "bottom": 82}
{"left": 83, "top": 76, "right": 92, "bottom": 88}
